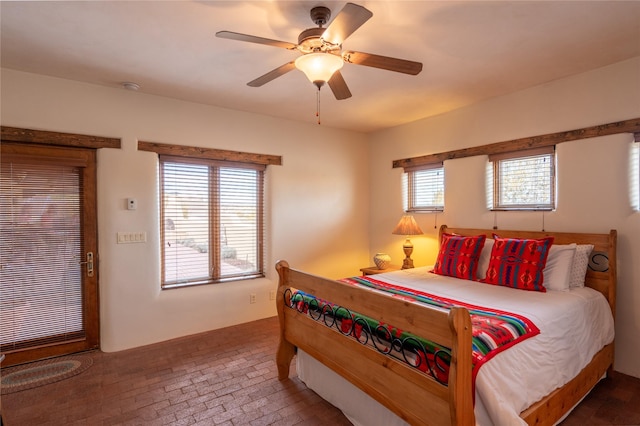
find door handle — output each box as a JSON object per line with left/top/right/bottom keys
{"left": 79, "top": 252, "right": 94, "bottom": 277}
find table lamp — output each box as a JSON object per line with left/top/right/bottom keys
{"left": 392, "top": 215, "right": 424, "bottom": 269}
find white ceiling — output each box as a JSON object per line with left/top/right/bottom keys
{"left": 2, "top": 1, "right": 639, "bottom": 133}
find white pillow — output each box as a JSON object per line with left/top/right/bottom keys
{"left": 543, "top": 244, "right": 576, "bottom": 291}
{"left": 569, "top": 244, "right": 594, "bottom": 288}
{"left": 476, "top": 238, "right": 494, "bottom": 280}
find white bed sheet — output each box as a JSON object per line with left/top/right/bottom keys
{"left": 296, "top": 267, "right": 614, "bottom": 426}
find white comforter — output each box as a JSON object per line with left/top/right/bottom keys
{"left": 296, "top": 267, "right": 614, "bottom": 426}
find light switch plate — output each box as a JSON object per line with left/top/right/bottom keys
{"left": 117, "top": 231, "right": 147, "bottom": 244}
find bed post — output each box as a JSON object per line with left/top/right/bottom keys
{"left": 607, "top": 230, "right": 617, "bottom": 320}
{"left": 275, "top": 260, "right": 296, "bottom": 380}
{"left": 439, "top": 224, "right": 448, "bottom": 243}
{"left": 449, "top": 306, "right": 475, "bottom": 426}
{"left": 607, "top": 229, "right": 617, "bottom": 378}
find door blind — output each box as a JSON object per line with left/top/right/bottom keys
{"left": 0, "top": 159, "right": 85, "bottom": 352}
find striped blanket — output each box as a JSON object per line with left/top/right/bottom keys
{"left": 289, "top": 275, "right": 539, "bottom": 387}
{"left": 340, "top": 276, "right": 540, "bottom": 384}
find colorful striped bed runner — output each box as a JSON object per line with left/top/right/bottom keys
{"left": 289, "top": 275, "right": 539, "bottom": 388}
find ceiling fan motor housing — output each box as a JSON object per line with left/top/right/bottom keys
{"left": 298, "top": 28, "right": 326, "bottom": 51}
{"left": 296, "top": 6, "right": 340, "bottom": 54}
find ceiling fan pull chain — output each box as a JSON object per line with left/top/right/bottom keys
{"left": 316, "top": 87, "right": 321, "bottom": 125}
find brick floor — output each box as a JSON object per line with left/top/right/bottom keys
{"left": 2, "top": 316, "right": 639, "bottom": 425}
{"left": 1, "top": 317, "right": 351, "bottom": 426}
{"left": 560, "top": 370, "right": 640, "bottom": 426}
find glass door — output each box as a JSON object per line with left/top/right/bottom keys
{"left": 0, "top": 143, "right": 99, "bottom": 366}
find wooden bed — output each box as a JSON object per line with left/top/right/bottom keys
{"left": 275, "top": 225, "right": 617, "bottom": 426}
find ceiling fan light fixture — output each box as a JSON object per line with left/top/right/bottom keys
{"left": 295, "top": 53, "right": 343, "bottom": 87}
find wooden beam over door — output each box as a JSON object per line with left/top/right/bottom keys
{"left": 393, "top": 117, "right": 640, "bottom": 169}
{"left": 1, "top": 126, "right": 121, "bottom": 149}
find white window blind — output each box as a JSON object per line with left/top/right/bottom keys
{"left": 0, "top": 159, "right": 85, "bottom": 351}
{"left": 160, "top": 156, "right": 264, "bottom": 288}
{"left": 404, "top": 163, "right": 444, "bottom": 212}
{"left": 490, "top": 147, "right": 555, "bottom": 211}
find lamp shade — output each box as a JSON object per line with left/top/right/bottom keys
{"left": 295, "top": 52, "right": 344, "bottom": 85}
{"left": 392, "top": 215, "right": 423, "bottom": 236}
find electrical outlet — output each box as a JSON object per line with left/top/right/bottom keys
{"left": 269, "top": 290, "right": 276, "bottom": 301}
{"left": 250, "top": 293, "right": 256, "bottom": 304}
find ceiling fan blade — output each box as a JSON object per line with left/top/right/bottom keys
{"left": 328, "top": 71, "right": 352, "bottom": 100}
{"left": 247, "top": 61, "right": 296, "bottom": 87}
{"left": 343, "top": 51, "right": 423, "bottom": 75}
{"left": 216, "top": 31, "right": 297, "bottom": 50}
{"left": 322, "top": 3, "right": 373, "bottom": 45}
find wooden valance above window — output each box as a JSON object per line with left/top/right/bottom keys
{"left": 138, "top": 141, "right": 282, "bottom": 167}
{"left": 403, "top": 161, "right": 444, "bottom": 173}
{"left": 393, "top": 117, "right": 640, "bottom": 170}
{"left": 488, "top": 146, "right": 555, "bottom": 163}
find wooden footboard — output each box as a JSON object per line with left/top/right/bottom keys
{"left": 276, "top": 226, "right": 616, "bottom": 426}
{"left": 275, "top": 260, "right": 475, "bottom": 426}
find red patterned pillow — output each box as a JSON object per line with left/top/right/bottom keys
{"left": 432, "top": 233, "right": 486, "bottom": 280}
{"left": 482, "top": 235, "right": 554, "bottom": 292}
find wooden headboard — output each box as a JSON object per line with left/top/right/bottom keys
{"left": 439, "top": 225, "right": 617, "bottom": 318}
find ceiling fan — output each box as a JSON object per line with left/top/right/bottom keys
{"left": 216, "top": 2, "right": 423, "bottom": 100}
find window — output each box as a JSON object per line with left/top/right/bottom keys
{"left": 403, "top": 162, "right": 444, "bottom": 212}
{"left": 160, "top": 155, "right": 264, "bottom": 288}
{"left": 490, "top": 147, "right": 555, "bottom": 211}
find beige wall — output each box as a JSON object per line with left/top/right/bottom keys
{"left": 3, "top": 56, "right": 639, "bottom": 379}
{"left": 368, "top": 57, "right": 640, "bottom": 378}
{"left": 0, "top": 69, "right": 371, "bottom": 352}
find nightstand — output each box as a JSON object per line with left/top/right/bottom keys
{"left": 360, "top": 265, "right": 400, "bottom": 276}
